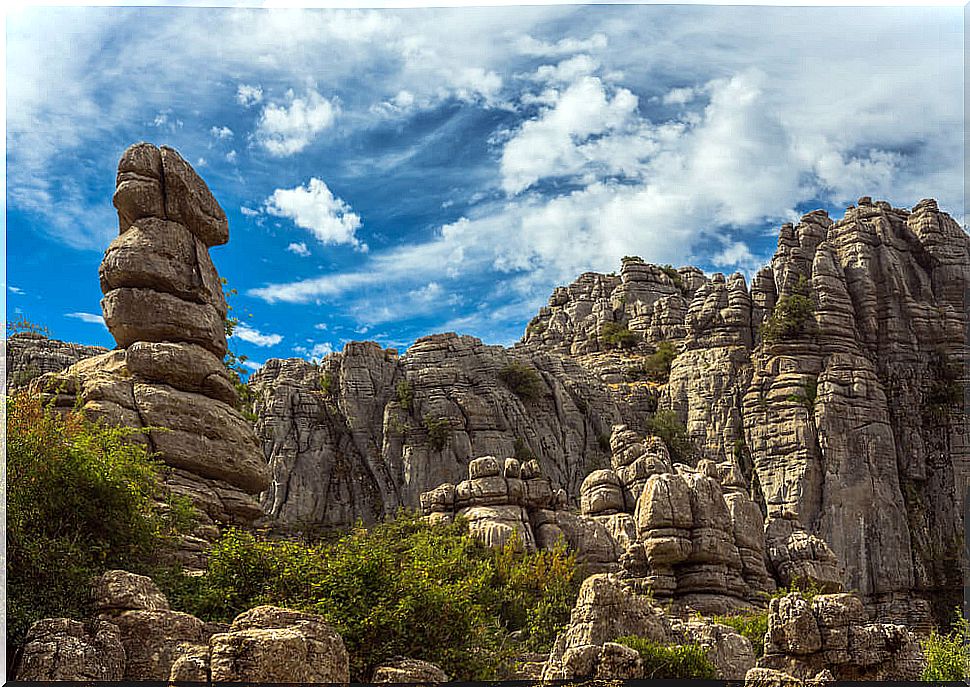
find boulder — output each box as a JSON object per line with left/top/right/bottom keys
{"left": 14, "top": 618, "right": 125, "bottom": 681}
{"left": 372, "top": 657, "right": 450, "bottom": 683}
{"left": 93, "top": 569, "right": 170, "bottom": 614}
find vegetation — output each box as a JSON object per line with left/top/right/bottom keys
{"left": 787, "top": 377, "right": 819, "bottom": 411}
{"left": 526, "top": 319, "right": 546, "bottom": 337}
{"left": 920, "top": 608, "right": 969, "bottom": 681}
{"left": 924, "top": 351, "right": 962, "bottom": 420}
{"left": 626, "top": 341, "right": 678, "bottom": 383}
{"left": 614, "top": 635, "right": 717, "bottom": 679}
{"left": 645, "top": 410, "right": 696, "bottom": 463}
{"left": 513, "top": 437, "right": 536, "bottom": 463}
{"left": 498, "top": 362, "right": 544, "bottom": 402}
{"left": 660, "top": 264, "right": 684, "bottom": 290}
{"left": 713, "top": 611, "right": 768, "bottom": 657}
{"left": 761, "top": 275, "right": 815, "bottom": 344}
{"left": 396, "top": 378, "right": 414, "bottom": 410}
{"left": 423, "top": 414, "right": 451, "bottom": 452}
{"left": 164, "top": 512, "right": 582, "bottom": 681}
{"left": 7, "top": 393, "right": 194, "bottom": 658}
{"left": 599, "top": 321, "right": 639, "bottom": 349}
{"left": 319, "top": 372, "right": 336, "bottom": 396}
{"left": 7, "top": 314, "right": 50, "bottom": 337}
{"left": 221, "top": 278, "right": 257, "bottom": 420}
{"left": 10, "top": 363, "right": 42, "bottom": 388}
{"left": 621, "top": 255, "right": 642, "bottom": 263}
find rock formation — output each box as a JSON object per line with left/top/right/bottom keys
{"left": 29, "top": 143, "right": 270, "bottom": 559}
{"left": 6, "top": 332, "right": 106, "bottom": 389}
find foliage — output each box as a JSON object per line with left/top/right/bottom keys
{"left": 627, "top": 341, "right": 678, "bottom": 383}
{"left": 498, "top": 362, "right": 544, "bottom": 402}
{"left": 761, "top": 275, "right": 815, "bottom": 344}
{"left": 164, "top": 512, "right": 582, "bottom": 681}
{"left": 7, "top": 393, "right": 194, "bottom": 657}
{"left": 713, "top": 611, "right": 768, "bottom": 657}
{"left": 423, "top": 414, "right": 451, "bottom": 452}
{"left": 645, "top": 410, "right": 696, "bottom": 463}
{"left": 599, "top": 321, "right": 639, "bottom": 349}
{"left": 787, "top": 377, "right": 819, "bottom": 411}
{"left": 10, "top": 363, "right": 42, "bottom": 388}
{"left": 7, "top": 314, "right": 50, "bottom": 337}
{"left": 513, "top": 437, "right": 536, "bottom": 463}
{"left": 660, "top": 264, "right": 684, "bottom": 290}
{"left": 621, "top": 255, "right": 642, "bottom": 263}
{"left": 614, "top": 635, "right": 718, "bottom": 679}
{"left": 319, "top": 372, "right": 336, "bottom": 396}
{"left": 221, "top": 278, "right": 256, "bottom": 419}
{"left": 920, "top": 608, "right": 969, "bottom": 681}
{"left": 396, "top": 378, "right": 413, "bottom": 410}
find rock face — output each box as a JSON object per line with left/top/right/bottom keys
{"left": 14, "top": 619, "right": 125, "bottom": 681}
{"left": 6, "top": 332, "right": 106, "bottom": 388}
{"left": 251, "top": 334, "right": 631, "bottom": 532}
{"left": 372, "top": 657, "right": 450, "bottom": 683}
{"left": 29, "top": 143, "right": 269, "bottom": 555}
{"left": 760, "top": 592, "right": 925, "bottom": 680}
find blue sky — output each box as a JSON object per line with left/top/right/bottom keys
{"left": 6, "top": 4, "right": 965, "bottom": 373}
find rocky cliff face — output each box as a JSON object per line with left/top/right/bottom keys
{"left": 6, "top": 333, "right": 107, "bottom": 388}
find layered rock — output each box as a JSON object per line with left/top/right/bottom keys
{"left": 13, "top": 619, "right": 125, "bottom": 681}
{"left": 30, "top": 143, "right": 269, "bottom": 548}
{"left": 760, "top": 592, "right": 925, "bottom": 680}
{"left": 6, "top": 332, "right": 106, "bottom": 388}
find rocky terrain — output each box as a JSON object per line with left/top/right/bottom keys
{"left": 7, "top": 144, "right": 968, "bottom": 682}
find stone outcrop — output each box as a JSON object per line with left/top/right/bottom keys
{"left": 29, "top": 143, "right": 269, "bottom": 552}
{"left": 15, "top": 570, "right": 350, "bottom": 684}
{"left": 6, "top": 332, "right": 105, "bottom": 389}
{"left": 372, "top": 657, "right": 450, "bottom": 683}
{"left": 759, "top": 592, "right": 925, "bottom": 680}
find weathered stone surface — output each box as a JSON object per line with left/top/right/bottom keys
{"left": 209, "top": 606, "right": 349, "bottom": 683}
{"left": 14, "top": 618, "right": 125, "bottom": 681}
{"left": 160, "top": 145, "right": 229, "bottom": 247}
{"left": 109, "top": 609, "right": 205, "bottom": 680}
{"left": 113, "top": 141, "right": 164, "bottom": 232}
{"left": 6, "top": 332, "right": 106, "bottom": 388}
{"left": 372, "top": 657, "right": 450, "bottom": 683}
{"left": 678, "top": 620, "right": 756, "bottom": 680}
{"left": 93, "top": 570, "right": 170, "bottom": 614}
{"left": 125, "top": 341, "right": 237, "bottom": 405}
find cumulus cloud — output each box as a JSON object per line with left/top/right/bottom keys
{"left": 66, "top": 312, "right": 105, "bottom": 325}
{"left": 232, "top": 323, "right": 283, "bottom": 347}
{"left": 265, "top": 178, "right": 364, "bottom": 249}
{"left": 242, "top": 360, "right": 264, "bottom": 372}
{"left": 294, "top": 342, "right": 334, "bottom": 360}
{"left": 255, "top": 88, "right": 338, "bottom": 157}
{"left": 517, "top": 33, "right": 608, "bottom": 57}
{"left": 531, "top": 54, "right": 600, "bottom": 85}
{"left": 661, "top": 86, "right": 699, "bottom": 106}
{"left": 287, "top": 241, "right": 311, "bottom": 256}
{"left": 210, "top": 125, "right": 233, "bottom": 139}
{"left": 236, "top": 83, "right": 263, "bottom": 107}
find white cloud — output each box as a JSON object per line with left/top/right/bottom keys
{"left": 314, "top": 322, "right": 328, "bottom": 330}
{"left": 210, "top": 125, "right": 234, "bottom": 139}
{"left": 452, "top": 67, "right": 503, "bottom": 105}
{"left": 531, "top": 54, "right": 600, "bottom": 85}
{"left": 8, "top": 286, "right": 24, "bottom": 295}
{"left": 240, "top": 206, "right": 260, "bottom": 217}
{"left": 287, "top": 241, "right": 311, "bottom": 257}
{"left": 236, "top": 83, "right": 263, "bottom": 107}
{"left": 232, "top": 323, "right": 283, "bottom": 347}
{"left": 517, "top": 33, "right": 608, "bottom": 57}
{"left": 265, "top": 178, "right": 364, "bottom": 249}
{"left": 242, "top": 360, "right": 264, "bottom": 372}
{"left": 294, "top": 342, "right": 334, "bottom": 360}
{"left": 712, "top": 241, "right": 761, "bottom": 271}
{"left": 226, "top": 150, "right": 238, "bottom": 163}
{"left": 255, "top": 88, "right": 338, "bottom": 157}
{"left": 661, "top": 86, "right": 698, "bottom": 106}
{"left": 66, "top": 312, "right": 105, "bottom": 325}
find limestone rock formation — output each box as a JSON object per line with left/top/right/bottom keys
{"left": 759, "top": 592, "right": 925, "bottom": 680}
{"left": 14, "top": 619, "right": 125, "bottom": 681}
{"left": 372, "top": 657, "right": 450, "bottom": 683}
{"left": 6, "top": 332, "right": 105, "bottom": 388}
{"left": 29, "top": 143, "right": 269, "bottom": 548}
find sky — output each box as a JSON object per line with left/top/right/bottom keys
{"left": 5, "top": 4, "right": 965, "bottom": 373}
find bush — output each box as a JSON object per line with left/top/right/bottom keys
{"left": 7, "top": 393, "right": 193, "bottom": 659}
{"left": 713, "top": 611, "right": 768, "bottom": 657}
{"left": 599, "top": 321, "right": 639, "bottom": 349}
{"left": 423, "top": 414, "right": 451, "bottom": 452}
{"left": 7, "top": 314, "right": 50, "bottom": 337}
{"left": 166, "top": 512, "right": 581, "bottom": 681}
{"left": 513, "top": 437, "right": 536, "bottom": 463}
{"left": 921, "top": 608, "right": 969, "bottom": 681}
{"left": 627, "top": 341, "right": 678, "bottom": 383}
{"left": 660, "top": 264, "right": 684, "bottom": 290}
{"left": 787, "top": 377, "right": 818, "bottom": 411}
{"left": 614, "top": 635, "right": 718, "bottom": 679}
{"left": 319, "top": 372, "right": 336, "bottom": 396}
{"left": 498, "top": 362, "right": 544, "bottom": 402}
{"left": 761, "top": 275, "right": 815, "bottom": 344}
{"left": 645, "top": 410, "right": 696, "bottom": 463}
{"left": 396, "top": 378, "right": 414, "bottom": 410}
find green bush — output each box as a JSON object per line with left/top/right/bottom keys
{"left": 645, "top": 409, "right": 696, "bottom": 463}
{"left": 423, "top": 415, "right": 451, "bottom": 451}
{"left": 513, "top": 437, "right": 536, "bottom": 463}
{"left": 319, "top": 372, "right": 336, "bottom": 395}
{"left": 627, "top": 341, "right": 678, "bottom": 383}
{"left": 599, "top": 321, "right": 639, "bottom": 349}
{"left": 760, "top": 275, "right": 815, "bottom": 344}
{"left": 396, "top": 378, "right": 414, "bottom": 410}
{"left": 921, "top": 608, "right": 969, "bottom": 681}
{"left": 166, "top": 512, "right": 581, "bottom": 681}
{"left": 614, "top": 635, "right": 718, "bottom": 679}
{"left": 660, "top": 264, "right": 684, "bottom": 290}
{"left": 7, "top": 393, "right": 193, "bottom": 658}
{"left": 713, "top": 611, "right": 768, "bottom": 657}
{"left": 787, "top": 377, "right": 818, "bottom": 411}
{"left": 498, "top": 362, "right": 544, "bottom": 402}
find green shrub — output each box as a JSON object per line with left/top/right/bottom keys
{"left": 513, "top": 437, "right": 535, "bottom": 463}
{"left": 614, "top": 635, "right": 718, "bottom": 679}
{"left": 396, "top": 378, "right": 414, "bottom": 410}
{"left": 498, "top": 362, "right": 544, "bottom": 402}
{"left": 787, "top": 377, "right": 819, "bottom": 410}
{"left": 621, "top": 255, "right": 642, "bottom": 263}
{"left": 7, "top": 314, "right": 50, "bottom": 337}
{"left": 423, "top": 414, "right": 451, "bottom": 452}
{"left": 645, "top": 410, "right": 696, "bottom": 463}
{"left": 319, "top": 372, "right": 335, "bottom": 395}
{"left": 599, "top": 321, "right": 639, "bottom": 349}
{"left": 660, "top": 264, "right": 684, "bottom": 290}
{"left": 921, "top": 608, "right": 969, "bottom": 681}
{"left": 7, "top": 393, "right": 193, "bottom": 658}
{"left": 627, "top": 341, "right": 678, "bottom": 383}
{"left": 760, "top": 275, "right": 815, "bottom": 344}
{"left": 713, "top": 611, "right": 768, "bottom": 657}
{"left": 166, "top": 512, "right": 581, "bottom": 681}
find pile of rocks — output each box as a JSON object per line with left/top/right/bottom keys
{"left": 14, "top": 571, "right": 350, "bottom": 683}
{"left": 30, "top": 143, "right": 269, "bottom": 560}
